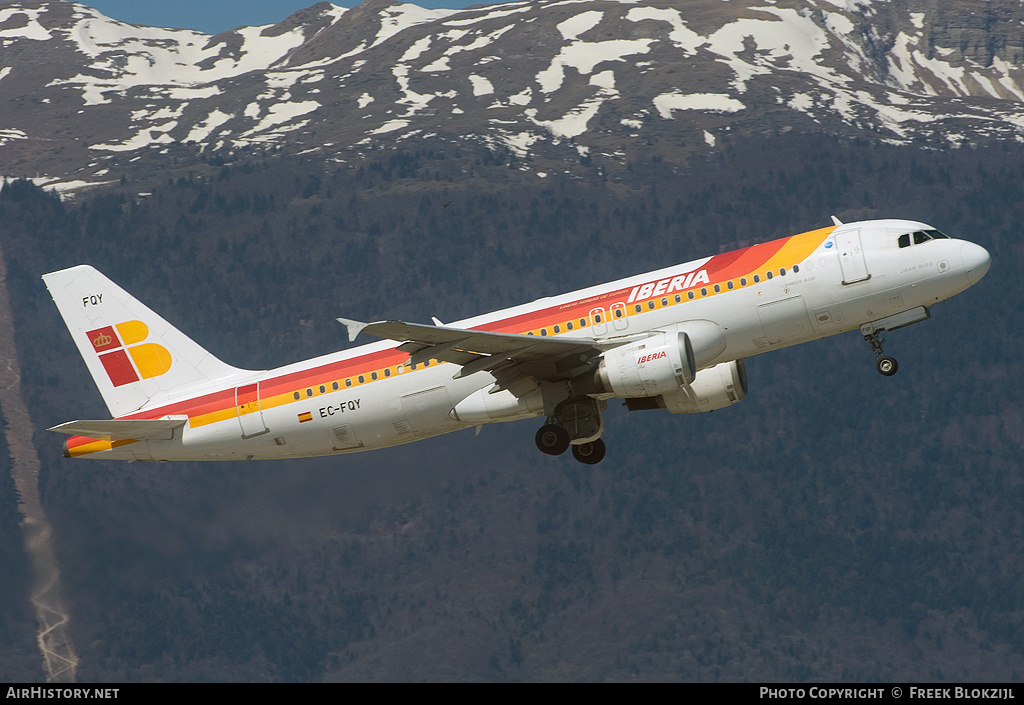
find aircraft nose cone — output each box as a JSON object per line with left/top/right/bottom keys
{"left": 961, "top": 242, "right": 991, "bottom": 286}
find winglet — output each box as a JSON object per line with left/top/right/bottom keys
{"left": 831, "top": 215, "right": 844, "bottom": 226}
{"left": 431, "top": 316, "right": 444, "bottom": 326}
{"left": 337, "top": 317, "right": 368, "bottom": 342}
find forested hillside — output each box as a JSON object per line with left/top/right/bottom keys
{"left": 0, "top": 136, "right": 1021, "bottom": 680}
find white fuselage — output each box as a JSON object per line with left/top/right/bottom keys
{"left": 77, "top": 219, "right": 989, "bottom": 461}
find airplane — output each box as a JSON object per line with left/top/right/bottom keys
{"left": 42, "top": 217, "right": 990, "bottom": 465}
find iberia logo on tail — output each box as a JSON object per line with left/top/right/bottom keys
{"left": 86, "top": 320, "right": 171, "bottom": 387}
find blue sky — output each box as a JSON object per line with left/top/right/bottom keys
{"left": 80, "top": 1, "right": 504, "bottom": 34}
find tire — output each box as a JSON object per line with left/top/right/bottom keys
{"left": 535, "top": 424, "right": 570, "bottom": 455}
{"left": 571, "top": 438, "right": 606, "bottom": 465}
{"left": 876, "top": 356, "right": 898, "bottom": 376}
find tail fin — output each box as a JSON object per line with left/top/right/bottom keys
{"left": 42, "top": 265, "right": 255, "bottom": 417}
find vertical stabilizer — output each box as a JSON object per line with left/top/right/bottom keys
{"left": 42, "top": 265, "right": 254, "bottom": 417}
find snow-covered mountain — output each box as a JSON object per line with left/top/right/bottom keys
{"left": 3, "top": 0, "right": 1024, "bottom": 191}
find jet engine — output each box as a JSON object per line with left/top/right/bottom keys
{"left": 595, "top": 331, "right": 696, "bottom": 398}
{"left": 623, "top": 360, "right": 748, "bottom": 414}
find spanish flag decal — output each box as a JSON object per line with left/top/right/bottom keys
{"left": 298, "top": 412, "right": 313, "bottom": 423}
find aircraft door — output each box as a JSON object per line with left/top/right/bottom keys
{"left": 610, "top": 302, "right": 629, "bottom": 331}
{"left": 590, "top": 307, "right": 608, "bottom": 336}
{"left": 836, "top": 229, "right": 870, "bottom": 284}
{"left": 235, "top": 383, "right": 269, "bottom": 438}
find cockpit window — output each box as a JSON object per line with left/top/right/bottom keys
{"left": 899, "top": 229, "right": 950, "bottom": 248}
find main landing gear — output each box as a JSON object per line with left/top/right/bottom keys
{"left": 536, "top": 424, "right": 606, "bottom": 465}
{"left": 534, "top": 395, "right": 607, "bottom": 465}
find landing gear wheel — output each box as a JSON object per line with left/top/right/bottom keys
{"left": 571, "top": 438, "right": 606, "bottom": 465}
{"left": 863, "top": 328, "right": 898, "bottom": 377}
{"left": 535, "top": 424, "right": 570, "bottom": 456}
{"left": 876, "top": 356, "right": 898, "bottom": 376}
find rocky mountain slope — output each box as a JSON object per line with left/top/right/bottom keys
{"left": 3, "top": 0, "right": 1024, "bottom": 192}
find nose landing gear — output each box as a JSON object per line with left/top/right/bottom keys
{"left": 864, "top": 329, "right": 898, "bottom": 376}
{"left": 860, "top": 306, "right": 930, "bottom": 377}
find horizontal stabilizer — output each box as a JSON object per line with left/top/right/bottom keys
{"left": 48, "top": 417, "right": 187, "bottom": 441}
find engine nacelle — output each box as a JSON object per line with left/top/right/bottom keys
{"left": 661, "top": 359, "right": 747, "bottom": 414}
{"left": 597, "top": 332, "right": 696, "bottom": 398}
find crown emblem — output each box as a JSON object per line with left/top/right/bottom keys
{"left": 93, "top": 332, "right": 112, "bottom": 347}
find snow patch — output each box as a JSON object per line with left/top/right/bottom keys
{"left": 653, "top": 92, "right": 745, "bottom": 118}
{"left": 371, "top": 4, "right": 457, "bottom": 48}
{"left": 625, "top": 6, "right": 701, "bottom": 52}
{"left": 557, "top": 11, "right": 603, "bottom": 41}
{"left": 0, "top": 128, "right": 27, "bottom": 146}
{"left": 89, "top": 120, "right": 178, "bottom": 151}
{"left": 443, "top": 5, "right": 531, "bottom": 28}
{"left": 536, "top": 38, "right": 653, "bottom": 93}
{"left": 469, "top": 75, "right": 494, "bottom": 96}
{"left": 0, "top": 7, "right": 52, "bottom": 41}
{"left": 184, "top": 109, "right": 233, "bottom": 144}
{"left": 247, "top": 101, "right": 319, "bottom": 135}
{"left": 370, "top": 119, "right": 410, "bottom": 135}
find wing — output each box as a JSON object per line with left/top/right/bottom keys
{"left": 49, "top": 418, "right": 187, "bottom": 441}
{"left": 341, "top": 318, "right": 642, "bottom": 392}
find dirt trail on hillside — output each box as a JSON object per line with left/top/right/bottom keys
{"left": 0, "top": 244, "right": 78, "bottom": 682}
